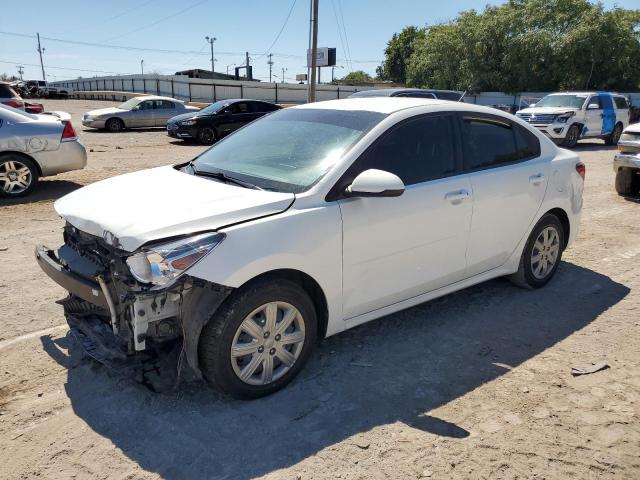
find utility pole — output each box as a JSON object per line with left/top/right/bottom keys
{"left": 36, "top": 33, "right": 46, "bottom": 81}
{"left": 140, "top": 59, "right": 144, "bottom": 75}
{"left": 245, "top": 52, "right": 252, "bottom": 80}
{"left": 205, "top": 36, "right": 217, "bottom": 74}
{"left": 268, "top": 54, "right": 274, "bottom": 83}
{"left": 281, "top": 67, "right": 287, "bottom": 83}
{"left": 16, "top": 65, "right": 24, "bottom": 80}
{"left": 307, "top": 0, "right": 319, "bottom": 103}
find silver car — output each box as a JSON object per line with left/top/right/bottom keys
{"left": 0, "top": 105, "right": 87, "bottom": 198}
{"left": 82, "top": 96, "right": 200, "bottom": 132}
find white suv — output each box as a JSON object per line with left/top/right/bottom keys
{"left": 516, "top": 92, "right": 629, "bottom": 148}
{"left": 36, "top": 98, "right": 585, "bottom": 398}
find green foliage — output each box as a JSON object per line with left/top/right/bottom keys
{"left": 382, "top": 0, "right": 640, "bottom": 92}
{"left": 378, "top": 26, "right": 426, "bottom": 83}
{"left": 339, "top": 70, "right": 374, "bottom": 84}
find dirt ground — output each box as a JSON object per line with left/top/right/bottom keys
{"left": 1, "top": 99, "right": 639, "bottom": 480}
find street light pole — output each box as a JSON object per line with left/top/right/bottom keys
{"left": 36, "top": 32, "right": 46, "bottom": 81}
{"left": 307, "top": 0, "right": 319, "bottom": 103}
{"left": 140, "top": 59, "right": 144, "bottom": 75}
{"left": 281, "top": 67, "right": 287, "bottom": 84}
{"left": 205, "top": 36, "right": 217, "bottom": 74}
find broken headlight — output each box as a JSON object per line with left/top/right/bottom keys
{"left": 126, "top": 232, "right": 225, "bottom": 286}
{"left": 556, "top": 112, "right": 575, "bottom": 124}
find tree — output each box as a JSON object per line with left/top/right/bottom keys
{"left": 385, "top": 0, "right": 640, "bottom": 92}
{"left": 339, "top": 70, "right": 374, "bottom": 85}
{"left": 378, "top": 26, "right": 426, "bottom": 84}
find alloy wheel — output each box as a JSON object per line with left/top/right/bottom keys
{"left": 531, "top": 226, "right": 560, "bottom": 279}
{"left": 0, "top": 160, "right": 32, "bottom": 195}
{"left": 230, "top": 301, "right": 306, "bottom": 385}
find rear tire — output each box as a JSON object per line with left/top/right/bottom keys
{"left": 0, "top": 154, "right": 39, "bottom": 198}
{"left": 105, "top": 118, "right": 124, "bottom": 133}
{"left": 199, "top": 279, "right": 317, "bottom": 399}
{"left": 615, "top": 168, "right": 640, "bottom": 196}
{"left": 509, "top": 213, "right": 564, "bottom": 289}
{"left": 563, "top": 124, "right": 580, "bottom": 148}
{"left": 605, "top": 123, "right": 623, "bottom": 146}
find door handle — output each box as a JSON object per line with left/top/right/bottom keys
{"left": 444, "top": 189, "right": 470, "bottom": 205}
{"left": 529, "top": 173, "right": 545, "bottom": 186}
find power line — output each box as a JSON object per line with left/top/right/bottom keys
{"left": 337, "top": 0, "right": 353, "bottom": 72}
{"left": 101, "top": 0, "right": 210, "bottom": 43}
{"left": 57, "top": 0, "right": 157, "bottom": 36}
{"left": 255, "top": 0, "right": 298, "bottom": 60}
{"left": 330, "top": 0, "right": 350, "bottom": 72}
{"left": 0, "top": 59, "right": 135, "bottom": 76}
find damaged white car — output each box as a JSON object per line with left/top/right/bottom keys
{"left": 0, "top": 105, "right": 86, "bottom": 197}
{"left": 36, "top": 98, "right": 584, "bottom": 398}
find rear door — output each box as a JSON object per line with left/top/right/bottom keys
{"left": 154, "top": 100, "right": 179, "bottom": 126}
{"left": 460, "top": 114, "right": 548, "bottom": 277}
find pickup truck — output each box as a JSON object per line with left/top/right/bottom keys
{"left": 516, "top": 92, "right": 630, "bottom": 148}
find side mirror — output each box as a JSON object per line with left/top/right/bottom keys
{"left": 587, "top": 103, "right": 600, "bottom": 110}
{"left": 346, "top": 169, "right": 405, "bottom": 198}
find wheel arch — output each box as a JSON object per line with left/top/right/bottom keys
{"left": 106, "top": 116, "right": 125, "bottom": 129}
{"left": 0, "top": 150, "right": 42, "bottom": 177}
{"left": 233, "top": 268, "right": 329, "bottom": 340}
{"left": 545, "top": 207, "right": 570, "bottom": 249}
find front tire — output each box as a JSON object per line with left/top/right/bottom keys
{"left": 563, "top": 124, "right": 580, "bottom": 148}
{"left": 0, "top": 155, "right": 38, "bottom": 198}
{"left": 510, "top": 214, "right": 564, "bottom": 289}
{"left": 606, "top": 123, "right": 623, "bottom": 146}
{"left": 615, "top": 168, "right": 640, "bottom": 196}
{"left": 105, "top": 118, "right": 124, "bottom": 133}
{"left": 199, "top": 279, "right": 317, "bottom": 399}
{"left": 197, "top": 126, "right": 216, "bottom": 145}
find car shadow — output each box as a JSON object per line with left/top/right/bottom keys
{"left": 42, "top": 262, "right": 628, "bottom": 479}
{"left": 0, "top": 180, "right": 82, "bottom": 206}
{"left": 82, "top": 127, "right": 167, "bottom": 134}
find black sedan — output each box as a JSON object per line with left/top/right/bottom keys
{"left": 167, "top": 99, "right": 281, "bottom": 145}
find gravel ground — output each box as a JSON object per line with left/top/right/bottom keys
{"left": 0, "top": 100, "right": 639, "bottom": 480}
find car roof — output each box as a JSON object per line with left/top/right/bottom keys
{"left": 351, "top": 88, "right": 462, "bottom": 97}
{"left": 292, "top": 97, "right": 510, "bottom": 116}
{"left": 136, "top": 95, "right": 184, "bottom": 103}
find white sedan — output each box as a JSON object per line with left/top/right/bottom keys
{"left": 0, "top": 105, "right": 86, "bottom": 197}
{"left": 36, "top": 97, "right": 584, "bottom": 398}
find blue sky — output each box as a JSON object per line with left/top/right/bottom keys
{"left": 1, "top": 0, "right": 637, "bottom": 83}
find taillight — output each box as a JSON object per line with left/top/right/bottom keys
{"left": 3, "top": 100, "right": 24, "bottom": 109}
{"left": 61, "top": 121, "right": 77, "bottom": 141}
{"left": 576, "top": 162, "right": 586, "bottom": 180}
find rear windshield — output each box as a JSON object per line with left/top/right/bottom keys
{"left": 0, "top": 84, "right": 19, "bottom": 98}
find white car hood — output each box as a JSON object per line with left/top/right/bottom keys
{"left": 517, "top": 107, "right": 580, "bottom": 115}
{"left": 85, "top": 107, "right": 126, "bottom": 117}
{"left": 54, "top": 166, "right": 295, "bottom": 251}
{"left": 624, "top": 123, "right": 640, "bottom": 134}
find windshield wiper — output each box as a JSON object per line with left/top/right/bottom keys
{"left": 191, "top": 167, "right": 264, "bottom": 190}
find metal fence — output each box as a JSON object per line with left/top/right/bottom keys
{"left": 52, "top": 75, "right": 640, "bottom": 108}
{"left": 52, "top": 74, "right": 362, "bottom": 104}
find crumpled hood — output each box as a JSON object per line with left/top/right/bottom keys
{"left": 517, "top": 107, "right": 580, "bottom": 116}
{"left": 85, "top": 107, "right": 126, "bottom": 117}
{"left": 54, "top": 166, "right": 295, "bottom": 251}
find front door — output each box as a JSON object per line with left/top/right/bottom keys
{"left": 338, "top": 113, "right": 472, "bottom": 319}
{"left": 460, "top": 114, "right": 550, "bottom": 276}
{"left": 129, "top": 99, "right": 156, "bottom": 127}
{"left": 584, "top": 94, "right": 604, "bottom": 137}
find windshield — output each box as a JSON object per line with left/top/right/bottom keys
{"left": 200, "top": 100, "right": 231, "bottom": 114}
{"left": 535, "top": 94, "right": 587, "bottom": 109}
{"left": 118, "top": 98, "right": 142, "bottom": 110}
{"left": 191, "top": 108, "right": 386, "bottom": 193}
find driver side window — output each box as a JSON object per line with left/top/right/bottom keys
{"left": 588, "top": 95, "right": 602, "bottom": 109}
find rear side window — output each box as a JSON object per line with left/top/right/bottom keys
{"left": 0, "top": 84, "right": 18, "bottom": 98}
{"left": 462, "top": 117, "right": 540, "bottom": 170}
{"left": 232, "top": 102, "right": 249, "bottom": 114}
{"left": 160, "top": 100, "right": 175, "bottom": 109}
{"left": 348, "top": 114, "right": 457, "bottom": 186}
{"left": 253, "top": 102, "right": 278, "bottom": 113}
{"left": 614, "top": 96, "right": 629, "bottom": 109}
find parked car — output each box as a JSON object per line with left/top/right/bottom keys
{"left": 516, "top": 92, "right": 629, "bottom": 148}
{"left": 349, "top": 88, "right": 464, "bottom": 101}
{"left": 82, "top": 96, "right": 200, "bottom": 132}
{"left": 35, "top": 98, "right": 584, "bottom": 398}
{"left": 0, "top": 81, "right": 25, "bottom": 110}
{"left": 613, "top": 123, "right": 640, "bottom": 196}
{"left": 167, "top": 99, "right": 281, "bottom": 144}
{"left": 0, "top": 104, "right": 86, "bottom": 197}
